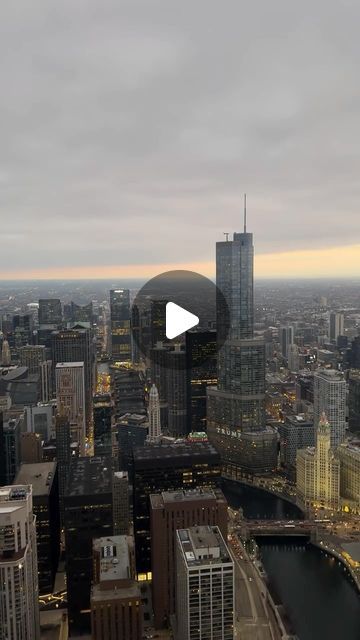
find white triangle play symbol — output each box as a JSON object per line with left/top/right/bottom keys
{"left": 166, "top": 302, "right": 199, "bottom": 340}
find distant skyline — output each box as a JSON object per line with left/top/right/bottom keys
{"left": 1, "top": 2, "right": 360, "bottom": 279}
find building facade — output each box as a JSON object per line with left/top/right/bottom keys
{"left": 55, "top": 362, "right": 86, "bottom": 454}
{"left": 110, "top": 289, "right": 131, "bottom": 363}
{"left": 313, "top": 369, "right": 346, "bottom": 447}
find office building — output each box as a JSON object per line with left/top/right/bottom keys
{"left": 55, "top": 362, "right": 86, "bottom": 454}
{"left": 0, "top": 415, "right": 21, "bottom": 485}
{"left": 112, "top": 368, "right": 145, "bottom": 419}
{"left": 117, "top": 413, "right": 148, "bottom": 477}
{"left": 133, "top": 441, "right": 221, "bottom": 577}
{"left": 296, "top": 413, "right": 340, "bottom": 511}
{"left": 38, "top": 299, "right": 62, "bottom": 326}
{"left": 148, "top": 383, "right": 161, "bottom": 441}
{"left": 0, "top": 485, "right": 40, "bottom": 639}
{"left": 167, "top": 345, "right": 187, "bottom": 437}
{"left": 91, "top": 535, "right": 142, "bottom": 640}
{"left": 69, "top": 301, "right": 93, "bottom": 324}
{"left": 186, "top": 329, "right": 217, "bottom": 433}
{"left": 207, "top": 220, "right": 277, "bottom": 474}
{"left": 19, "top": 345, "right": 46, "bottom": 374}
{"left": 279, "top": 414, "right": 314, "bottom": 478}
{"left": 279, "top": 325, "right": 294, "bottom": 359}
{"left": 150, "top": 341, "right": 170, "bottom": 430}
{"left": 337, "top": 443, "right": 360, "bottom": 511}
{"left": 349, "top": 370, "right": 360, "bottom": 432}
{"left": 329, "top": 312, "right": 344, "bottom": 343}
{"left": 55, "top": 414, "right": 71, "bottom": 524}
{"left": 110, "top": 289, "right": 131, "bottom": 363}
{"left": 40, "top": 359, "right": 53, "bottom": 402}
{"left": 25, "top": 403, "right": 53, "bottom": 441}
{"left": 113, "top": 471, "right": 130, "bottom": 535}
{"left": 52, "top": 326, "right": 94, "bottom": 426}
{"left": 20, "top": 432, "right": 43, "bottom": 463}
{"left": 94, "top": 392, "right": 113, "bottom": 456}
{"left": 15, "top": 462, "right": 60, "bottom": 595}
{"left": 176, "top": 525, "right": 234, "bottom": 640}
{"left": 150, "top": 488, "right": 228, "bottom": 628}
{"left": 12, "top": 313, "right": 34, "bottom": 347}
{"left": 1, "top": 338, "right": 11, "bottom": 365}
{"left": 64, "top": 456, "right": 113, "bottom": 633}
{"left": 288, "top": 343, "right": 300, "bottom": 373}
{"left": 313, "top": 369, "right": 346, "bottom": 447}
{"left": 349, "top": 336, "right": 360, "bottom": 369}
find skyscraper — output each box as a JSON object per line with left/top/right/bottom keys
{"left": 55, "top": 362, "right": 86, "bottom": 454}
{"left": 166, "top": 345, "right": 187, "bottom": 437}
{"left": 0, "top": 485, "right": 40, "bottom": 639}
{"left": 55, "top": 414, "right": 71, "bottom": 523}
{"left": 19, "top": 345, "right": 46, "bottom": 374}
{"left": 329, "top": 312, "right": 344, "bottom": 343}
{"left": 279, "top": 324, "right": 295, "bottom": 359}
{"left": 93, "top": 392, "right": 113, "bottom": 456}
{"left": 110, "top": 289, "right": 131, "bottom": 363}
{"left": 186, "top": 329, "right": 217, "bottom": 433}
{"left": 150, "top": 488, "right": 228, "bottom": 628}
{"left": 313, "top": 369, "right": 346, "bottom": 447}
{"left": 176, "top": 525, "right": 234, "bottom": 640}
{"left": 349, "top": 370, "right": 360, "bottom": 432}
{"left": 207, "top": 209, "right": 277, "bottom": 474}
{"left": 148, "top": 383, "right": 161, "bottom": 440}
{"left": 38, "top": 299, "right": 62, "bottom": 325}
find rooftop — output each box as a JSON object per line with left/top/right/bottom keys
{"left": 65, "top": 456, "right": 113, "bottom": 497}
{"left": 15, "top": 462, "right": 57, "bottom": 497}
{"left": 177, "top": 525, "right": 232, "bottom": 568}
{"left": 134, "top": 441, "right": 220, "bottom": 464}
{"left": 94, "top": 535, "right": 133, "bottom": 583}
{"left": 150, "top": 487, "right": 225, "bottom": 510}
{"left": 56, "top": 362, "right": 84, "bottom": 369}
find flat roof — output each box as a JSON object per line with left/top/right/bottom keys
{"left": 150, "top": 487, "right": 225, "bottom": 510}
{"left": 56, "top": 362, "right": 84, "bottom": 368}
{"left": 94, "top": 535, "right": 133, "bottom": 582}
{"left": 134, "top": 441, "right": 220, "bottom": 464}
{"left": 177, "top": 525, "right": 232, "bottom": 568}
{"left": 15, "top": 462, "right": 57, "bottom": 497}
{"left": 65, "top": 456, "right": 113, "bottom": 497}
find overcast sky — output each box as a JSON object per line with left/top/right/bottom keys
{"left": 1, "top": 1, "right": 360, "bottom": 278}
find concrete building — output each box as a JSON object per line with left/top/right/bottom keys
{"left": 55, "top": 414, "right": 71, "bottom": 525}
{"left": 40, "top": 360, "right": 53, "bottom": 403}
{"left": 349, "top": 369, "right": 360, "bottom": 433}
{"left": 25, "top": 403, "right": 53, "bottom": 441}
{"left": 113, "top": 471, "right": 130, "bottom": 535}
{"left": 19, "top": 345, "right": 46, "bottom": 374}
{"left": 55, "top": 362, "right": 86, "bottom": 454}
{"left": 0, "top": 485, "right": 40, "bottom": 639}
{"left": 0, "top": 415, "right": 21, "bottom": 485}
{"left": 20, "top": 432, "right": 43, "bottom": 463}
{"left": 313, "top": 369, "right": 346, "bottom": 447}
{"left": 150, "top": 488, "right": 228, "bottom": 629}
{"left": 288, "top": 343, "right": 300, "bottom": 373}
{"left": 91, "top": 535, "right": 142, "bottom": 640}
{"left": 279, "top": 324, "right": 294, "bottom": 359}
{"left": 297, "top": 414, "right": 340, "bottom": 511}
{"left": 176, "top": 525, "right": 234, "bottom": 640}
{"left": 148, "top": 383, "right": 161, "bottom": 441}
{"left": 329, "top": 312, "right": 344, "bottom": 343}
{"left": 15, "top": 462, "right": 60, "bottom": 595}
{"left": 337, "top": 443, "right": 360, "bottom": 511}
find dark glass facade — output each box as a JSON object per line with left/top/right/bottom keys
{"left": 110, "top": 289, "right": 131, "bottom": 362}
{"left": 186, "top": 329, "right": 217, "bottom": 433}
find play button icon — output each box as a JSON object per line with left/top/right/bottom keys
{"left": 165, "top": 302, "right": 199, "bottom": 340}
{"left": 131, "top": 269, "right": 229, "bottom": 369}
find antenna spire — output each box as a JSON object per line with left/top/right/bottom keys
{"left": 244, "top": 193, "right": 247, "bottom": 233}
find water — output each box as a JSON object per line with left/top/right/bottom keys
{"left": 222, "top": 480, "right": 360, "bottom": 640}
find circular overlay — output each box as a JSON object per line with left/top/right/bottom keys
{"left": 131, "top": 269, "right": 230, "bottom": 370}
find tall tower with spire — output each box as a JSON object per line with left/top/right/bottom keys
{"left": 207, "top": 197, "right": 277, "bottom": 474}
{"left": 148, "top": 383, "right": 161, "bottom": 441}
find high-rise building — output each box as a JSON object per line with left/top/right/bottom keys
{"left": 148, "top": 383, "right": 161, "bottom": 440}
{"left": 349, "top": 370, "right": 360, "bottom": 432}
{"left": 176, "top": 525, "right": 234, "bottom": 640}
{"left": 12, "top": 314, "right": 34, "bottom": 348}
{"left": 133, "top": 442, "right": 221, "bottom": 577}
{"left": 91, "top": 535, "right": 142, "bottom": 640}
{"left": 19, "top": 345, "right": 46, "bottom": 374}
{"left": 38, "top": 299, "right": 62, "bottom": 326}
{"left": 150, "top": 341, "right": 170, "bottom": 430}
{"left": 93, "top": 392, "right": 113, "bottom": 456}
{"left": 55, "top": 414, "right": 71, "bottom": 524}
{"left": 52, "top": 326, "right": 94, "bottom": 426}
{"left": 296, "top": 413, "right": 340, "bottom": 511}
{"left": 55, "top": 362, "right": 86, "bottom": 454}
{"left": 348, "top": 336, "right": 360, "bottom": 369}
{"left": 1, "top": 338, "right": 11, "bottom": 365}
{"left": 20, "top": 432, "right": 43, "bottom": 463}
{"left": 150, "top": 488, "right": 228, "bottom": 629}
{"left": 279, "top": 414, "right": 314, "bottom": 478}
{"left": 15, "top": 462, "right": 60, "bottom": 595}
{"left": 69, "top": 301, "right": 93, "bottom": 324}
{"left": 166, "top": 345, "right": 187, "bottom": 437}
{"left": 64, "top": 456, "right": 113, "bottom": 633}
{"left": 40, "top": 359, "right": 53, "bottom": 402}
{"left": 0, "top": 416, "right": 21, "bottom": 485}
{"left": 110, "top": 289, "right": 131, "bottom": 363}
{"left": 313, "top": 369, "right": 346, "bottom": 446}
{"left": 207, "top": 219, "right": 277, "bottom": 474}
{"left": 117, "top": 413, "right": 148, "bottom": 478}
{"left": 25, "top": 403, "right": 53, "bottom": 441}
{"left": 337, "top": 443, "right": 360, "bottom": 511}
{"left": 113, "top": 471, "right": 130, "bottom": 535}
{"left": 329, "top": 312, "right": 344, "bottom": 343}
{"left": 279, "top": 325, "right": 294, "bottom": 359}
{"left": 287, "top": 343, "right": 300, "bottom": 373}
{"left": 0, "top": 485, "right": 40, "bottom": 639}
{"left": 186, "top": 329, "right": 217, "bottom": 433}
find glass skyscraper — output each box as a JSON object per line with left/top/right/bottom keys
{"left": 207, "top": 224, "right": 277, "bottom": 474}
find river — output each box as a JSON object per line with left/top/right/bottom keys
{"left": 222, "top": 479, "right": 360, "bottom": 640}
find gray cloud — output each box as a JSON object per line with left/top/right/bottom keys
{"left": 1, "top": 0, "right": 360, "bottom": 271}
